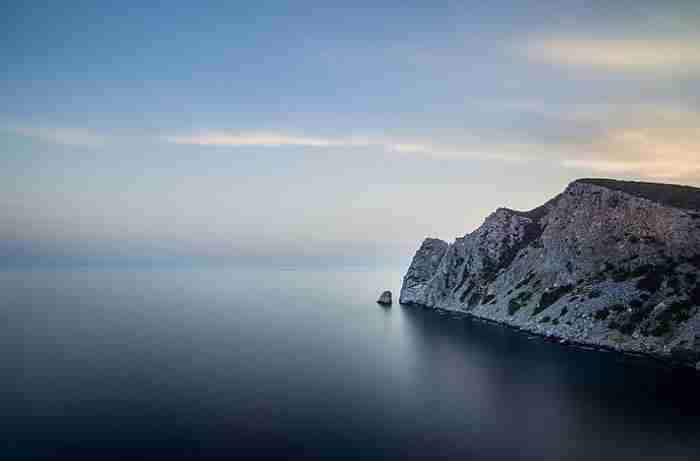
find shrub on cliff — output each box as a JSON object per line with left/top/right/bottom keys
{"left": 534, "top": 284, "right": 574, "bottom": 316}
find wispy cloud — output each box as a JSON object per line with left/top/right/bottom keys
{"left": 473, "top": 100, "right": 700, "bottom": 180}
{"left": 9, "top": 115, "right": 694, "bottom": 181}
{"left": 519, "top": 37, "right": 700, "bottom": 74}
{"left": 561, "top": 107, "right": 700, "bottom": 180}
{"left": 562, "top": 159, "right": 700, "bottom": 180}
{"left": 164, "top": 132, "right": 423, "bottom": 152}
{"left": 162, "top": 118, "right": 700, "bottom": 180}
{"left": 162, "top": 131, "right": 530, "bottom": 162}
{"left": 575, "top": 132, "right": 700, "bottom": 179}
{"left": 6, "top": 124, "right": 106, "bottom": 147}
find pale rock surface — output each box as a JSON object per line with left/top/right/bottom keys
{"left": 400, "top": 179, "right": 700, "bottom": 370}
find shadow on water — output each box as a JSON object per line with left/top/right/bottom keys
{"left": 396, "top": 304, "right": 700, "bottom": 459}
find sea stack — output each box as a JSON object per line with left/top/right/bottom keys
{"left": 400, "top": 178, "right": 700, "bottom": 370}
{"left": 377, "top": 291, "right": 392, "bottom": 305}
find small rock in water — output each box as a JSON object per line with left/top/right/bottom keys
{"left": 377, "top": 291, "right": 392, "bottom": 306}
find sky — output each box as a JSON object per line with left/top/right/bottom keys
{"left": 2, "top": 1, "right": 700, "bottom": 266}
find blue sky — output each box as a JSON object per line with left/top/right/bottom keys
{"left": 2, "top": 1, "right": 700, "bottom": 265}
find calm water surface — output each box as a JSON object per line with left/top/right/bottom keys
{"left": 3, "top": 266, "right": 700, "bottom": 460}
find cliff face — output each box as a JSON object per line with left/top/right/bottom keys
{"left": 400, "top": 179, "right": 700, "bottom": 369}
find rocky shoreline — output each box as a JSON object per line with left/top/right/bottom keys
{"left": 401, "top": 301, "right": 700, "bottom": 372}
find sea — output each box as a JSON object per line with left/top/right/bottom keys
{"left": 3, "top": 265, "right": 700, "bottom": 460}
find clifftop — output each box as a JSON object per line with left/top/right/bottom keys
{"left": 499, "top": 178, "right": 700, "bottom": 221}
{"left": 574, "top": 178, "right": 700, "bottom": 211}
{"left": 400, "top": 178, "right": 700, "bottom": 370}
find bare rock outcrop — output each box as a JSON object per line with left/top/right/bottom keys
{"left": 377, "top": 291, "right": 392, "bottom": 305}
{"left": 400, "top": 179, "right": 700, "bottom": 370}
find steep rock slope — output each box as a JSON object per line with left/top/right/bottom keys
{"left": 400, "top": 179, "right": 700, "bottom": 369}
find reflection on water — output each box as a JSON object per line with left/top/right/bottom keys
{"left": 3, "top": 266, "right": 699, "bottom": 460}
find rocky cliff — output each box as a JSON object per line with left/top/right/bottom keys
{"left": 400, "top": 179, "right": 700, "bottom": 369}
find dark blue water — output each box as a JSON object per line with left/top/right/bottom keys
{"left": 3, "top": 266, "right": 700, "bottom": 460}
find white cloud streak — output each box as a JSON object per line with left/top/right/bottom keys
{"left": 164, "top": 132, "right": 425, "bottom": 152}
{"left": 520, "top": 37, "right": 700, "bottom": 73}
{"left": 7, "top": 116, "right": 694, "bottom": 181}
{"left": 163, "top": 120, "right": 700, "bottom": 181}
{"left": 162, "top": 131, "right": 529, "bottom": 162}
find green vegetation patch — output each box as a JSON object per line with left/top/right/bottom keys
{"left": 508, "top": 299, "right": 523, "bottom": 315}
{"left": 597, "top": 262, "right": 636, "bottom": 283}
{"left": 607, "top": 298, "right": 654, "bottom": 336}
{"left": 657, "top": 299, "right": 697, "bottom": 324}
{"left": 534, "top": 284, "right": 574, "bottom": 316}
{"left": 465, "top": 291, "right": 482, "bottom": 307}
{"left": 629, "top": 304, "right": 654, "bottom": 325}
{"left": 651, "top": 321, "right": 672, "bottom": 337}
{"left": 507, "top": 290, "right": 533, "bottom": 316}
{"left": 611, "top": 268, "right": 634, "bottom": 282}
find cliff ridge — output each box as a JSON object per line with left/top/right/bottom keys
{"left": 400, "top": 179, "right": 700, "bottom": 369}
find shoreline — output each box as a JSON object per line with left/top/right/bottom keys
{"left": 399, "top": 301, "right": 700, "bottom": 374}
